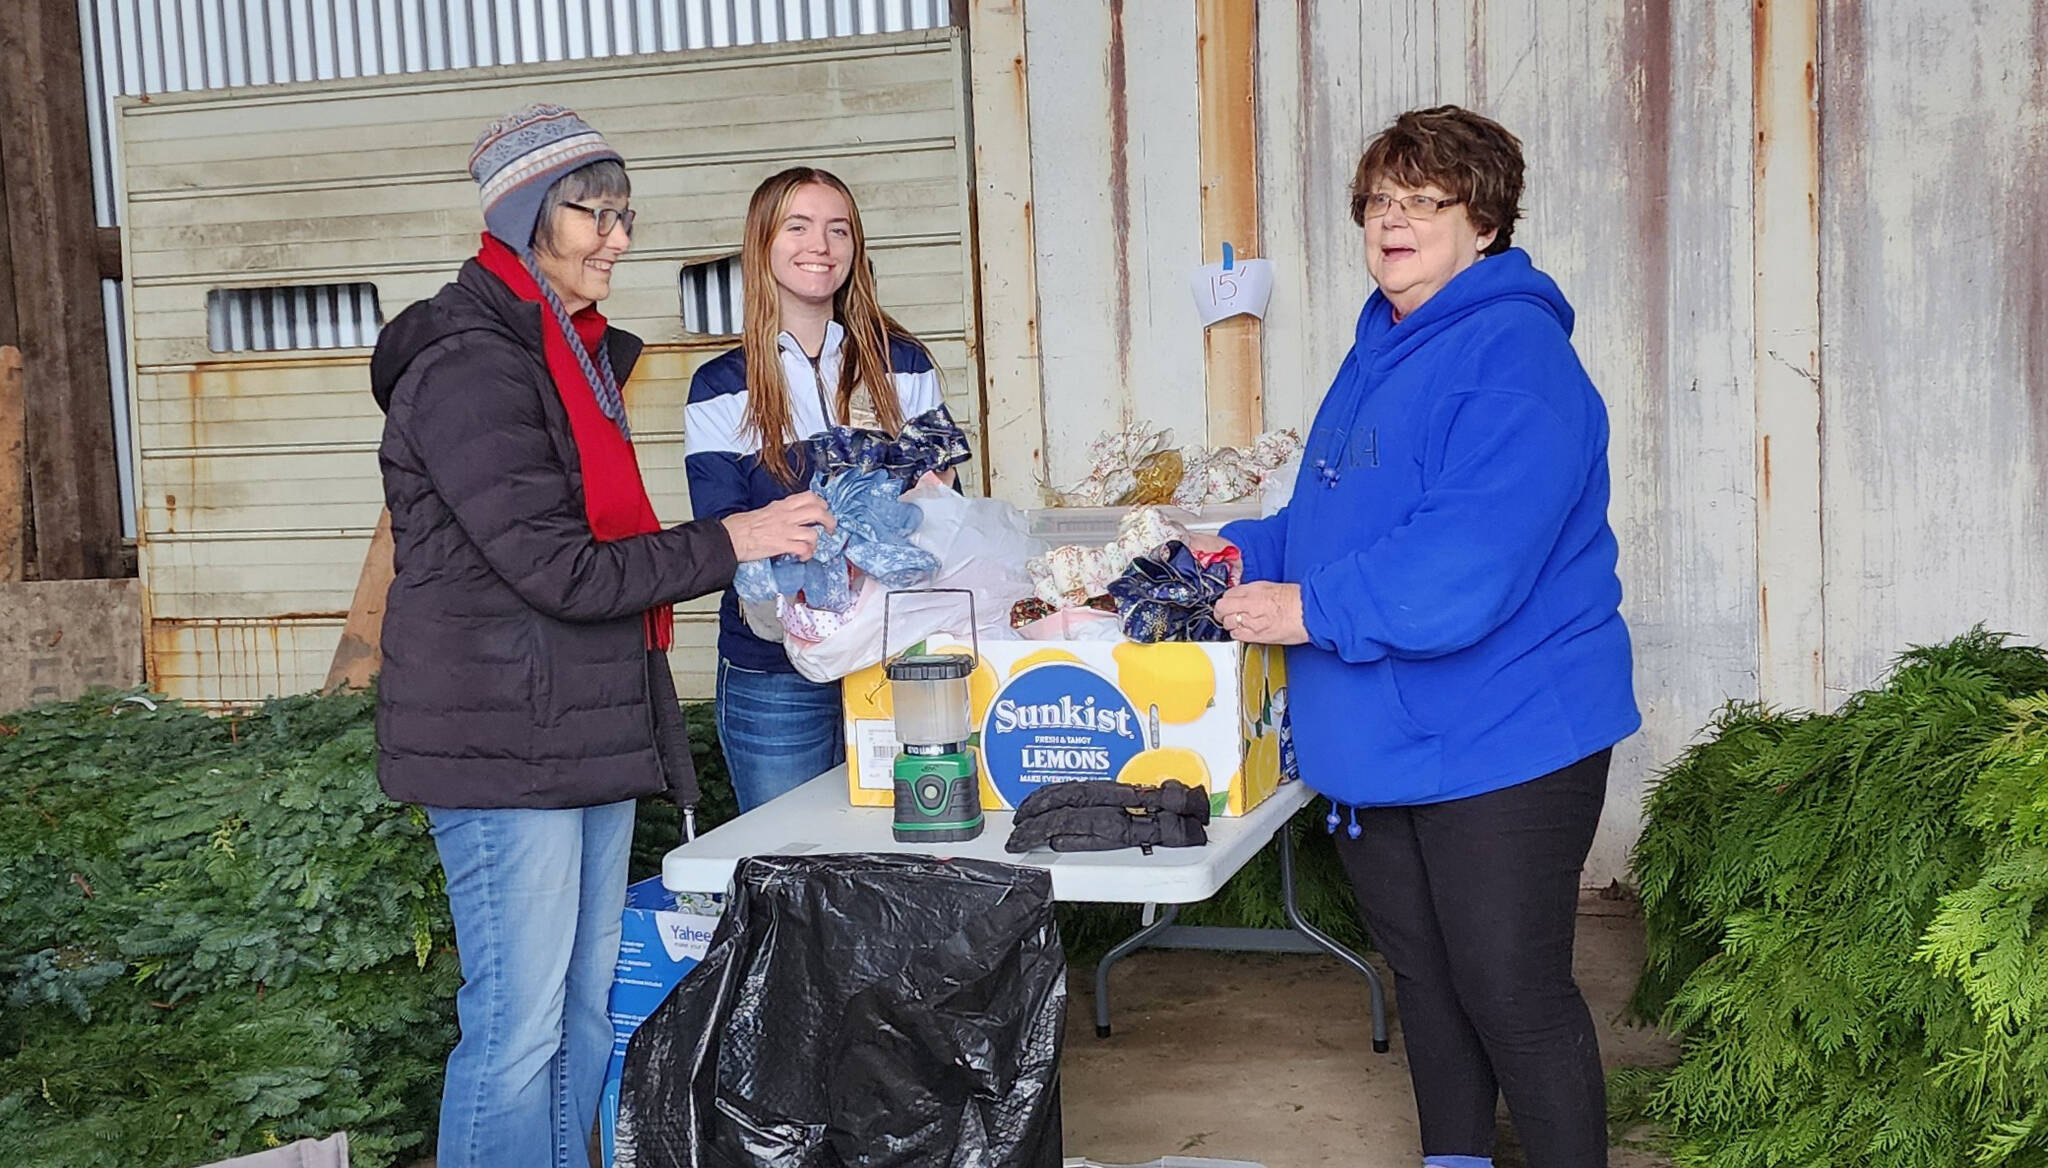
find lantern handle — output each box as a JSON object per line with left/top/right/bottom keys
{"left": 881, "top": 587, "right": 980, "bottom": 670}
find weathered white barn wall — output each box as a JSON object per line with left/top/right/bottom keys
{"left": 1023, "top": 0, "right": 2047, "bottom": 886}
{"left": 1026, "top": 0, "right": 1761, "bottom": 887}
{"left": 1817, "top": 1, "right": 2048, "bottom": 701}
{"left": 1023, "top": 2, "right": 1209, "bottom": 486}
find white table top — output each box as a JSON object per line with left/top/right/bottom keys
{"left": 662, "top": 769, "right": 1313, "bottom": 905}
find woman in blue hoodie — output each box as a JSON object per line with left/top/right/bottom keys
{"left": 1209, "top": 107, "right": 1639, "bottom": 1168}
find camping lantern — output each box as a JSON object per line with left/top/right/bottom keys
{"left": 882, "top": 590, "right": 985, "bottom": 844}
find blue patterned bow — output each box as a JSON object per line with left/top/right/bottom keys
{"left": 805, "top": 404, "right": 972, "bottom": 483}
{"left": 733, "top": 468, "right": 940, "bottom": 614}
{"left": 1107, "top": 540, "right": 1234, "bottom": 643}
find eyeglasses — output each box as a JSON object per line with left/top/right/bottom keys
{"left": 563, "top": 201, "right": 636, "bottom": 238}
{"left": 1356, "top": 192, "right": 1464, "bottom": 221}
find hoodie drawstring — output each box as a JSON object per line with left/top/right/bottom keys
{"left": 1324, "top": 797, "right": 1363, "bottom": 840}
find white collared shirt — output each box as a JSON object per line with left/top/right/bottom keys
{"left": 683, "top": 320, "right": 942, "bottom": 462}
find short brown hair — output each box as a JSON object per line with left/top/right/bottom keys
{"left": 1349, "top": 105, "right": 1524, "bottom": 255}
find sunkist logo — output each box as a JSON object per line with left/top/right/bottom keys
{"left": 990, "top": 694, "right": 1139, "bottom": 737}
{"left": 982, "top": 663, "right": 1145, "bottom": 807}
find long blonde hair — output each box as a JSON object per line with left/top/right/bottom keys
{"left": 740, "top": 167, "right": 928, "bottom": 486}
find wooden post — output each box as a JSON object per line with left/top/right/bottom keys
{"left": 0, "top": 346, "right": 24, "bottom": 581}
{"left": 0, "top": 115, "right": 16, "bottom": 349}
{"left": 966, "top": 0, "right": 1047, "bottom": 506}
{"left": 0, "top": 0, "right": 124, "bottom": 580}
{"left": 1752, "top": 0, "right": 1826, "bottom": 709}
{"left": 323, "top": 511, "right": 395, "bottom": 694}
{"left": 1196, "top": 0, "right": 1263, "bottom": 448}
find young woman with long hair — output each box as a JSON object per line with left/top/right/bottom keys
{"left": 684, "top": 166, "right": 960, "bottom": 812}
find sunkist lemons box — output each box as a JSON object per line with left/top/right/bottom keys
{"left": 843, "top": 637, "right": 1291, "bottom": 818}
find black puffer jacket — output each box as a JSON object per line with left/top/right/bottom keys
{"left": 370, "top": 260, "right": 736, "bottom": 809}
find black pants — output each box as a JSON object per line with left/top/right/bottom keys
{"left": 1334, "top": 750, "right": 1611, "bottom": 1168}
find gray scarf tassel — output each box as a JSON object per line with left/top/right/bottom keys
{"left": 524, "top": 251, "right": 631, "bottom": 440}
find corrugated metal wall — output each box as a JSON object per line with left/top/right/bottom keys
{"left": 678, "top": 255, "right": 743, "bottom": 335}
{"left": 206, "top": 284, "right": 385, "bottom": 352}
{"left": 78, "top": 0, "right": 951, "bottom": 536}
{"left": 1022, "top": 0, "right": 2046, "bottom": 885}
{"left": 82, "top": 0, "right": 947, "bottom": 201}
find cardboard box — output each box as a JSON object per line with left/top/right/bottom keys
{"left": 845, "top": 638, "right": 1291, "bottom": 818}
{"left": 599, "top": 877, "right": 720, "bottom": 1167}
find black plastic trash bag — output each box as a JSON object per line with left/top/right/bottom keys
{"left": 615, "top": 854, "right": 1067, "bottom": 1168}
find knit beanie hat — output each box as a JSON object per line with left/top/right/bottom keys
{"left": 468, "top": 103, "right": 624, "bottom": 252}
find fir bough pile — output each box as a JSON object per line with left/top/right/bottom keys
{"left": 1626, "top": 630, "right": 2048, "bottom": 1167}
{"left": 0, "top": 690, "right": 456, "bottom": 1168}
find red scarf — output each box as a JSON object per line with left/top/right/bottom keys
{"left": 476, "top": 233, "right": 673, "bottom": 650}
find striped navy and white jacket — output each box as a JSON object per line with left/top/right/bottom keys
{"left": 684, "top": 321, "right": 943, "bottom": 672}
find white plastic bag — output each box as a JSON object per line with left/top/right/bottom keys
{"left": 785, "top": 478, "right": 1047, "bottom": 682}
{"left": 782, "top": 576, "right": 889, "bottom": 681}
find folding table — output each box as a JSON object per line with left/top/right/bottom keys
{"left": 660, "top": 768, "right": 1389, "bottom": 1050}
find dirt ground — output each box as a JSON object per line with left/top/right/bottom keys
{"left": 1059, "top": 906, "right": 1677, "bottom": 1168}
{"left": 427, "top": 907, "right": 1674, "bottom": 1168}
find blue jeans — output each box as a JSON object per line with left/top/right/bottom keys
{"left": 426, "top": 800, "right": 635, "bottom": 1168}
{"left": 715, "top": 659, "right": 844, "bottom": 812}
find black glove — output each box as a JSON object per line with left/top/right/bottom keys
{"left": 1004, "top": 805, "right": 1208, "bottom": 853}
{"left": 1011, "top": 778, "right": 1212, "bottom": 824}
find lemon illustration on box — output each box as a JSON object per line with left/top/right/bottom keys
{"left": 968, "top": 657, "right": 999, "bottom": 725}
{"left": 1116, "top": 741, "right": 1211, "bottom": 792}
{"left": 1110, "top": 642, "right": 1219, "bottom": 799}
{"left": 1241, "top": 640, "right": 1268, "bottom": 728}
{"left": 1009, "top": 648, "right": 1083, "bottom": 676}
{"left": 843, "top": 640, "right": 1292, "bottom": 817}
{"left": 1234, "top": 646, "right": 1290, "bottom": 814}
{"left": 1112, "top": 641, "right": 1215, "bottom": 723}
{"left": 1237, "top": 723, "right": 1280, "bottom": 815}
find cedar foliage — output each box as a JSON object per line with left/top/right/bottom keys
{"left": 1627, "top": 629, "right": 2048, "bottom": 1166}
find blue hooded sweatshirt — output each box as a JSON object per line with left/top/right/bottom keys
{"left": 1221, "top": 249, "right": 1639, "bottom": 808}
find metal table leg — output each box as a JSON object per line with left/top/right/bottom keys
{"left": 1280, "top": 827, "right": 1390, "bottom": 1053}
{"left": 1089, "top": 826, "right": 1390, "bottom": 1054}
{"left": 1092, "top": 902, "right": 1182, "bottom": 1037}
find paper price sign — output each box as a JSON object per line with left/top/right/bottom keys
{"left": 1189, "top": 243, "right": 1274, "bottom": 327}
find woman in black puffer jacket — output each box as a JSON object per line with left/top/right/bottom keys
{"left": 370, "top": 104, "right": 830, "bottom": 1168}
